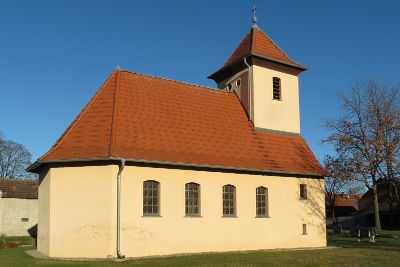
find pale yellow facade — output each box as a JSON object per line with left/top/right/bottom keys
{"left": 216, "top": 65, "right": 300, "bottom": 134}
{"left": 37, "top": 165, "right": 326, "bottom": 258}
{"left": 252, "top": 65, "right": 300, "bottom": 133}
{"left": 37, "top": 169, "right": 51, "bottom": 256}
{"left": 38, "top": 166, "right": 117, "bottom": 258}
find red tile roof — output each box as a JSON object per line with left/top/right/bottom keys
{"left": 326, "top": 193, "right": 362, "bottom": 209}
{"left": 0, "top": 178, "right": 38, "bottom": 199}
{"left": 221, "top": 27, "right": 306, "bottom": 70}
{"left": 33, "top": 70, "right": 325, "bottom": 176}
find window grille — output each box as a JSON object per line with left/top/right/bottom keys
{"left": 143, "top": 180, "right": 159, "bottom": 215}
{"left": 185, "top": 183, "right": 200, "bottom": 216}
{"left": 256, "top": 187, "right": 268, "bottom": 216}
{"left": 222, "top": 185, "right": 236, "bottom": 216}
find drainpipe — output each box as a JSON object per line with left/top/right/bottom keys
{"left": 243, "top": 57, "right": 253, "bottom": 122}
{"left": 116, "top": 159, "right": 126, "bottom": 259}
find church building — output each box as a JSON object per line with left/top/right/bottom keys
{"left": 28, "top": 16, "right": 327, "bottom": 258}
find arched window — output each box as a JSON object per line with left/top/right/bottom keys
{"left": 273, "top": 77, "right": 281, "bottom": 100}
{"left": 222, "top": 185, "right": 236, "bottom": 216}
{"left": 185, "top": 183, "right": 200, "bottom": 216}
{"left": 143, "top": 180, "right": 159, "bottom": 215}
{"left": 256, "top": 187, "right": 268, "bottom": 217}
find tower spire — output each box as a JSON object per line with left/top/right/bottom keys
{"left": 252, "top": 5, "right": 259, "bottom": 29}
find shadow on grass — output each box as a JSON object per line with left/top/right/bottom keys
{"left": 328, "top": 232, "right": 400, "bottom": 252}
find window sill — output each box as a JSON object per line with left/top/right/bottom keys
{"left": 222, "top": 215, "right": 238, "bottom": 218}
{"left": 299, "top": 198, "right": 308, "bottom": 200}
{"left": 142, "top": 214, "right": 162, "bottom": 217}
{"left": 184, "top": 215, "right": 202, "bottom": 218}
{"left": 255, "top": 215, "right": 270, "bottom": 218}
{"left": 302, "top": 233, "right": 308, "bottom": 235}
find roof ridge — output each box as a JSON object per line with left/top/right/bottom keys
{"left": 38, "top": 72, "right": 117, "bottom": 160}
{"left": 109, "top": 70, "right": 121, "bottom": 157}
{"left": 121, "top": 69, "right": 226, "bottom": 93}
{"left": 254, "top": 28, "right": 295, "bottom": 64}
{"left": 250, "top": 27, "right": 255, "bottom": 52}
{"left": 223, "top": 29, "right": 252, "bottom": 66}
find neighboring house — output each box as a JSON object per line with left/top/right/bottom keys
{"left": 359, "top": 179, "right": 400, "bottom": 228}
{"left": 326, "top": 193, "right": 365, "bottom": 228}
{"left": 0, "top": 178, "right": 38, "bottom": 236}
{"left": 28, "top": 19, "right": 327, "bottom": 258}
{"left": 326, "top": 193, "right": 362, "bottom": 217}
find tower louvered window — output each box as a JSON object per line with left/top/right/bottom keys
{"left": 222, "top": 185, "right": 236, "bottom": 216}
{"left": 185, "top": 183, "right": 200, "bottom": 216}
{"left": 273, "top": 77, "right": 281, "bottom": 100}
{"left": 143, "top": 180, "right": 159, "bottom": 215}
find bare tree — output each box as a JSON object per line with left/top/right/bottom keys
{"left": 0, "top": 132, "right": 33, "bottom": 178}
{"left": 347, "top": 186, "right": 365, "bottom": 195}
{"left": 324, "top": 80, "right": 400, "bottom": 230}
{"left": 377, "top": 99, "right": 400, "bottom": 214}
{"left": 324, "top": 155, "right": 353, "bottom": 224}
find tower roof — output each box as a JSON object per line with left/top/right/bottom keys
{"left": 209, "top": 27, "right": 307, "bottom": 79}
{"left": 28, "top": 70, "right": 325, "bottom": 176}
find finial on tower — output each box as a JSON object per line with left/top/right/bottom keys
{"left": 252, "top": 5, "right": 259, "bottom": 29}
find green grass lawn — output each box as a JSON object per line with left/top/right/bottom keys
{"left": 1, "top": 231, "right": 400, "bottom": 267}
{"left": 3, "top": 235, "right": 36, "bottom": 243}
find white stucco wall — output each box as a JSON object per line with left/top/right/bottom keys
{"left": 0, "top": 197, "right": 38, "bottom": 236}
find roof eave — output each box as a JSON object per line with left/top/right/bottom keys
{"left": 208, "top": 53, "right": 308, "bottom": 80}
{"left": 207, "top": 55, "right": 250, "bottom": 80}
{"left": 250, "top": 52, "right": 308, "bottom": 70}
{"left": 27, "top": 157, "right": 325, "bottom": 177}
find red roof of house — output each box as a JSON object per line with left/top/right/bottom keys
{"left": 335, "top": 194, "right": 362, "bottom": 208}
{"left": 219, "top": 27, "right": 306, "bottom": 71}
{"left": 33, "top": 70, "right": 325, "bottom": 176}
{"left": 326, "top": 193, "right": 362, "bottom": 210}
{"left": 0, "top": 178, "right": 38, "bottom": 199}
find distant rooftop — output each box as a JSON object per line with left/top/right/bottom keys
{"left": 0, "top": 178, "right": 38, "bottom": 199}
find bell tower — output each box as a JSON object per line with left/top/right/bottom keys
{"left": 208, "top": 10, "right": 307, "bottom": 134}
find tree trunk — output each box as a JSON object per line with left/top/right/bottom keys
{"left": 393, "top": 185, "right": 400, "bottom": 212}
{"left": 388, "top": 185, "right": 395, "bottom": 227}
{"left": 332, "top": 208, "right": 336, "bottom": 225}
{"left": 373, "top": 185, "right": 382, "bottom": 230}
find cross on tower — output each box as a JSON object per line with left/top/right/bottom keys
{"left": 252, "top": 5, "right": 258, "bottom": 27}
{"left": 252, "top": 5, "right": 257, "bottom": 20}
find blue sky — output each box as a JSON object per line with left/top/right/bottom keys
{"left": 0, "top": 0, "right": 399, "bottom": 164}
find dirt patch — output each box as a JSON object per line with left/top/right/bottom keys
{"left": 0, "top": 241, "right": 33, "bottom": 249}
